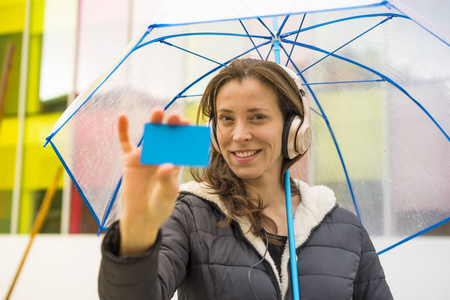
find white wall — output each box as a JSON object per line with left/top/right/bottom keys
{"left": 1, "top": 235, "right": 449, "bottom": 299}
{"left": 378, "top": 236, "right": 450, "bottom": 300}
{"left": 1, "top": 235, "right": 102, "bottom": 300}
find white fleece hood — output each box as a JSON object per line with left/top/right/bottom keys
{"left": 179, "top": 179, "right": 337, "bottom": 299}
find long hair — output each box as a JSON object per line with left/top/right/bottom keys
{"left": 192, "top": 58, "right": 308, "bottom": 243}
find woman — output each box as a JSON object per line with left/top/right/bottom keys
{"left": 98, "top": 58, "right": 393, "bottom": 300}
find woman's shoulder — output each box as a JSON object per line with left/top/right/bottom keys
{"left": 178, "top": 181, "right": 228, "bottom": 214}
{"left": 179, "top": 181, "right": 216, "bottom": 199}
{"left": 294, "top": 179, "right": 363, "bottom": 228}
{"left": 327, "top": 206, "right": 364, "bottom": 227}
{"left": 294, "top": 179, "right": 337, "bottom": 218}
{"left": 168, "top": 182, "right": 228, "bottom": 235}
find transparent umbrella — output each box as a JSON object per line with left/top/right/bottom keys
{"left": 45, "top": 0, "right": 450, "bottom": 258}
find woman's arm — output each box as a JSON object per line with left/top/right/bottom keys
{"left": 98, "top": 196, "right": 193, "bottom": 300}
{"left": 98, "top": 109, "right": 191, "bottom": 299}
{"left": 118, "top": 109, "right": 187, "bottom": 255}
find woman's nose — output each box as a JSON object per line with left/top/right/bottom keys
{"left": 233, "top": 122, "right": 252, "bottom": 142}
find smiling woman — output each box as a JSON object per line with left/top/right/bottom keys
{"left": 193, "top": 59, "right": 309, "bottom": 244}
{"left": 98, "top": 58, "right": 393, "bottom": 300}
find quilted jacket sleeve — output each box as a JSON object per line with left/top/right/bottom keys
{"left": 353, "top": 226, "right": 394, "bottom": 300}
{"left": 98, "top": 196, "right": 194, "bottom": 300}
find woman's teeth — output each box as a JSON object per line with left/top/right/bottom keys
{"left": 235, "top": 150, "right": 258, "bottom": 158}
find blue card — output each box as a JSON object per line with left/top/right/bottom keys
{"left": 141, "top": 123, "right": 211, "bottom": 167}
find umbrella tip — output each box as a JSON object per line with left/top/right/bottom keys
{"left": 97, "top": 226, "right": 108, "bottom": 236}
{"left": 43, "top": 134, "right": 54, "bottom": 148}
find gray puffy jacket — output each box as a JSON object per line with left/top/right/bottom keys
{"left": 99, "top": 180, "right": 393, "bottom": 300}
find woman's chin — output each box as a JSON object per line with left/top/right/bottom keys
{"left": 231, "top": 169, "right": 261, "bottom": 181}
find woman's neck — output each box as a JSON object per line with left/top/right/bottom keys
{"left": 244, "top": 179, "right": 285, "bottom": 205}
{"left": 244, "top": 178, "right": 300, "bottom": 236}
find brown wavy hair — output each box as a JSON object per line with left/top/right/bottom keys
{"left": 191, "top": 58, "right": 308, "bottom": 243}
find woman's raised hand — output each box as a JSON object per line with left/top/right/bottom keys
{"left": 117, "top": 108, "right": 189, "bottom": 256}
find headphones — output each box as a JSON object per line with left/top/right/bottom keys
{"left": 210, "top": 65, "right": 311, "bottom": 160}
{"left": 279, "top": 65, "right": 312, "bottom": 159}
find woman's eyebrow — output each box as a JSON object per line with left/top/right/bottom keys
{"left": 217, "top": 108, "right": 233, "bottom": 114}
{"left": 217, "top": 107, "right": 270, "bottom": 114}
{"left": 217, "top": 108, "right": 269, "bottom": 113}
{"left": 247, "top": 108, "right": 269, "bottom": 112}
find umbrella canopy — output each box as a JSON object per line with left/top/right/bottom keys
{"left": 45, "top": 0, "right": 450, "bottom": 254}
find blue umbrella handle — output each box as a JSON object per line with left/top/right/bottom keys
{"left": 272, "top": 17, "right": 281, "bottom": 63}
{"left": 285, "top": 170, "right": 301, "bottom": 300}
{"left": 273, "top": 15, "right": 301, "bottom": 300}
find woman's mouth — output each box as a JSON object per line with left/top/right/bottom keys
{"left": 232, "top": 150, "right": 261, "bottom": 160}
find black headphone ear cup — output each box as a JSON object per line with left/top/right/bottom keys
{"left": 209, "top": 118, "right": 221, "bottom": 154}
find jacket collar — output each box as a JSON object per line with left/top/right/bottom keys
{"left": 179, "top": 179, "right": 337, "bottom": 298}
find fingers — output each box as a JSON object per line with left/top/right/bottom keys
{"left": 157, "top": 163, "right": 180, "bottom": 181}
{"left": 166, "top": 114, "right": 181, "bottom": 125}
{"left": 180, "top": 118, "right": 190, "bottom": 126}
{"left": 157, "top": 163, "right": 180, "bottom": 198}
{"left": 119, "top": 108, "right": 190, "bottom": 155}
{"left": 118, "top": 114, "right": 133, "bottom": 153}
{"left": 150, "top": 107, "right": 190, "bottom": 126}
{"left": 167, "top": 114, "right": 191, "bottom": 126}
{"left": 150, "top": 108, "right": 164, "bottom": 124}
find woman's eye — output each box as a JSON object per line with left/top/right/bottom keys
{"left": 252, "top": 114, "right": 267, "bottom": 120}
{"left": 218, "top": 115, "right": 233, "bottom": 122}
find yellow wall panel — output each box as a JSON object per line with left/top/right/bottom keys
{"left": 26, "top": 35, "right": 42, "bottom": 113}
{"left": 18, "top": 190, "right": 32, "bottom": 233}
{"left": 0, "top": 114, "right": 62, "bottom": 197}
{"left": 0, "top": 118, "right": 18, "bottom": 189}
{"left": 0, "top": 0, "right": 44, "bottom": 34}
{"left": 22, "top": 113, "right": 64, "bottom": 190}
{"left": 0, "top": 0, "right": 26, "bottom": 34}
{"left": 19, "top": 113, "right": 63, "bottom": 233}
{"left": 30, "top": 0, "right": 45, "bottom": 35}
{"left": 313, "top": 89, "right": 386, "bottom": 183}
{"left": 0, "top": 117, "right": 19, "bottom": 145}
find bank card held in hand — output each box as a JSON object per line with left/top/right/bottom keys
{"left": 141, "top": 123, "right": 211, "bottom": 167}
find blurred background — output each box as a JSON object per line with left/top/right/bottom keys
{"left": 0, "top": 0, "right": 449, "bottom": 299}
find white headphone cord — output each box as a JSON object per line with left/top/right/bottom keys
{"left": 248, "top": 228, "right": 269, "bottom": 300}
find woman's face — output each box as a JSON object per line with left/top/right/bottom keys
{"left": 215, "top": 78, "right": 284, "bottom": 184}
